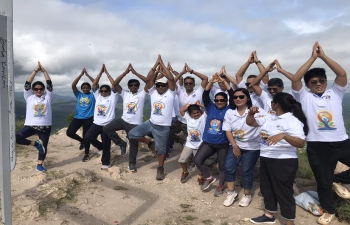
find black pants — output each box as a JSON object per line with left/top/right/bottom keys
{"left": 66, "top": 117, "right": 93, "bottom": 155}
{"left": 307, "top": 140, "right": 350, "bottom": 214}
{"left": 193, "top": 141, "right": 228, "bottom": 186}
{"left": 85, "top": 123, "right": 111, "bottom": 166}
{"left": 103, "top": 118, "right": 138, "bottom": 165}
{"left": 260, "top": 157, "right": 298, "bottom": 220}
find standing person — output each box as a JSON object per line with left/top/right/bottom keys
{"left": 128, "top": 55, "right": 176, "bottom": 180}
{"left": 16, "top": 62, "right": 53, "bottom": 172}
{"left": 193, "top": 73, "right": 233, "bottom": 197}
{"left": 222, "top": 88, "right": 264, "bottom": 207}
{"left": 247, "top": 93, "right": 308, "bottom": 225}
{"left": 66, "top": 68, "right": 96, "bottom": 162}
{"left": 178, "top": 101, "right": 207, "bottom": 184}
{"left": 84, "top": 64, "right": 119, "bottom": 170}
{"left": 103, "top": 63, "right": 154, "bottom": 172}
{"left": 283, "top": 41, "right": 350, "bottom": 225}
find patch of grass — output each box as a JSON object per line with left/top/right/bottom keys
{"left": 296, "top": 147, "right": 314, "bottom": 179}
{"left": 334, "top": 193, "right": 350, "bottom": 223}
{"left": 180, "top": 204, "right": 191, "bottom": 209}
{"left": 142, "top": 155, "right": 153, "bottom": 162}
{"left": 221, "top": 222, "right": 229, "bottom": 225}
{"left": 113, "top": 185, "right": 128, "bottom": 191}
{"left": 139, "top": 147, "right": 149, "bottom": 152}
{"left": 202, "top": 220, "right": 213, "bottom": 225}
{"left": 184, "top": 215, "right": 197, "bottom": 221}
{"left": 45, "top": 170, "right": 65, "bottom": 181}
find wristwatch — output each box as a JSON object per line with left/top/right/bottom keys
{"left": 255, "top": 60, "right": 261, "bottom": 65}
{"left": 283, "top": 132, "right": 287, "bottom": 139}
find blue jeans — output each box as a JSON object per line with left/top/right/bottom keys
{"left": 224, "top": 146, "right": 260, "bottom": 190}
{"left": 16, "top": 125, "right": 51, "bottom": 161}
{"left": 129, "top": 120, "right": 170, "bottom": 155}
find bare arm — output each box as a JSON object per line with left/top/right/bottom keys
{"left": 84, "top": 68, "right": 95, "bottom": 82}
{"left": 180, "top": 103, "right": 190, "bottom": 116}
{"left": 112, "top": 64, "right": 130, "bottom": 94}
{"left": 222, "top": 65, "right": 237, "bottom": 89}
{"left": 253, "top": 51, "right": 269, "bottom": 84}
{"left": 130, "top": 64, "right": 147, "bottom": 83}
{"left": 275, "top": 60, "right": 295, "bottom": 81}
{"left": 246, "top": 107, "right": 260, "bottom": 127}
{"left": 145, "top": 58, "right": 159, "bottom": 91}
{"left": 250, "top": 61, "right": 276, "bottom": 96}
{"left": 26, "top": 62, "right": 41, "bottom": 83}
{"left": 72, "top": 68, "right": 84, "bottom": 93}
{"left": 158, "top": 55, "right": 175, "bottom": 91}
{"left": 186, "top": 63, "right": 208, "bottom": 88}
{"left": 92, "top": 64, "right": 105, "bottom": 89}
{"left": 38, "top": 62, "right": 53, "bottom": 92}
{"left": 104, "top": 65, "right": 115, "bottom": 86}
{"left": 235, "top": 52, "right": 255, "bottom": 84}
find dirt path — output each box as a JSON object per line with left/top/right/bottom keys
{"left": 4, "top": 128, "right": 348, "bottom": 225}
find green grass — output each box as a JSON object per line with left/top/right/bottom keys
{"left": 113, "top": 185, "right": 128, "bottom": 191}
{"left": 334, "top": 193, "right": 350, "bottom": 223}
{"left": 183, "top": 215, "right": 197, "bottom": 221}
{"left": 202, "top": 219, "right": 213, "bottom": 225}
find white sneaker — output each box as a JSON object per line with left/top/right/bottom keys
{"left": 239, "top": 194, "right": 252, "bottom": 207}
{"left": 223, "top": 191, "right": 238, "bottom": 207}
{"left": 317, "top": 212, "right": 335, "bottom": 225}
{"left": 101, "top": 164, "right": 111, "bottom": 170}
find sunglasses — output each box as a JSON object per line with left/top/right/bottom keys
{"left": 310, "top": 79, "right": 327, "bottom": 86}
{"left": 184, "top": 82, "right": 194, "bottom": 86}
{"left": 100, "top": 90, "right": 109, "bottom": 93}
{"left": 214, "top": 99, "right": 227, "bottom": 103}
{"left": 267, "top": 88, "right": 279, "bottom": 92}
{"left": 33, "top": 88, "right": 44, "bottom": 91}
{"left": 233, "top": 95, "right": 245, "bottom": 100}
{"left": 245, "top": 83, "right": 251, "bottom": 87}
{"left": 156, "top": 84, "right": 167, "bottom": 88}
{"left": 128, "top": 84, "right": 139, "bottom": 87}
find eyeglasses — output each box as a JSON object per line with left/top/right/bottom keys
{"left": 128, "top": 84, "right": 139, "bottom": 87}
{"left": 33, "top": 88, "right": 44, "bottom": 91}
{"left": 233, "top": 95, "right": 245, "bottom": 100}
{"left": 100, "top": 89, "right": 109, "bottom": 93}
{"left": 267, "top": 88, "right": 279, "bottom": 92}
{"left": 214, "top": 99, "right": 227, "bottom": 103}
{"left": 245, "top": 83, "right": 251, "bottom": 87}
{"left": 309, "top": 78, "right": 327, "bottom": 86}
{"left": 156, "top": 84, "right": 167, "bottom": 88}
{"left": 184, "top": 82, "right": 194, "bottom": 86}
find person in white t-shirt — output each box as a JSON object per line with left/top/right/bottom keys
{"left": 246, "top": 93, "right": 308, "bottom": 225}
{"left": 282, "top": 41, "right": 350, "bottom": 225}
{"left": 103, "top": 63, "right": 154, "bottom": 173}
{"left": 222, "top": 88, "right": 264, "bottom": 208}
{"left": 84, "top": 64, "right": 119, "bottom": 170}
{"left": 236, "top": 51, "right": 268, "bottom": 109}
{"left": 128, "top": 55, "right": 176, "bottom": 180}
{"left": 15, "top": 62, "right": 53, "bottom": 173}
{"left": 178, "top": 101, "right": 207, "bottom": 184}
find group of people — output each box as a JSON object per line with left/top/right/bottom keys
{"left": 16, "top": 42, "right": 350, "bottom": 225}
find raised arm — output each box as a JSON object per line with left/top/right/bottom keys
{"left": 174, "top": 64, "right": 187, "bottom": 84}
{"left": 84, "top": 68, "right": 95, "bottom": 83}
{"left": 158, "top": 55, "right": 175, "bottom": 91}
{"left": 103, "top": 65, "right": 115, "bottom": 86}
{"left": 253, "top": 51, "right": 269, "bottom": 84}
{"left": 222, "top": 65, "right": 237, "bottom": 89}
{"left": 185, "top": 63, "right": 208, "bottom": 88}
{"left": 275, "top": 60, "right": 295, "bottom": 81}
{"left": 26, "top": 62, "right": 41, "bottom": 84}
{"left": 112, "top": 64, "right": 130, "bottom": 94}
{"left": 92, "top": 64, "right": 105, "bottom": 89}
{"left": 317, "top": 42, "right": 347, "bottom": 87}
{"left": 203, "top": 74, "right": 219, "bottom": 107}
{"left": 246, "top": 106, "right": 260, "bottom": 127}
{"left": 38, "top": 62, "right": 52, "bottom": 92}
{"left": 145, "top": 58, "right": 159, "bottom": 91}
{"left": 235, "top": 52, "right": 255, "bottom": 84}
{"left": 180, "top": 103, "right": 190, "bottom": 116}
{"left": 250, "top": 61, "right": 276, "bottom": 96}
{"left": 130, "top": 64, "right": 147, "bottom": 83}
{"left": 72, "top": 68, "right": 85, "bottom": 93}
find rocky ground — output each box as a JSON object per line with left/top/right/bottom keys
{"left": 1, "top": 128, "right": 349, "bottom": 225}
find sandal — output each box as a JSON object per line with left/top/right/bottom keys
{"left": 333, "top": 182, "right": 350, "bottom": 199}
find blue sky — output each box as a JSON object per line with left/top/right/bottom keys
{"left": 13, "top": 0, "right": 350, "bottom": 94}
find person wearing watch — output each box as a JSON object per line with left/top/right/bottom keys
{"left": 246, "top": 92, "right": 308, "bottom": 225}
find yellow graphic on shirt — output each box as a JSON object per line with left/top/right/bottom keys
{"left": 317, "top": 110, "right": 336, "bottom": 131}
{"left": 234, "top": 129, "right": 245, "bottom": 141}
{"left": 79, "top": 97, "right": 90, "bottom": 106}
{"left": 33, "top": 104, "right": 46, "bottom": 117}
{"left": 208, "top": 119, "right": 221, "bottom": 134}
{"left": 153, "top": 102, "right": 164, "bottom": 115}
{"left": 96, "top": 105, "right": 107, "bottom": 116}
{"left": 126, "top": 102, "right": 137, "bottom": 114}
{"left": 189, "top": 129, "right": 201, "bottom": 142}
{"left": 260, "top": 130, "right": 269, "bottom": 146}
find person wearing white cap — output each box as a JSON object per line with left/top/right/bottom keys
{"left": 128, "top": 55, "right": 176, "bottom": 180}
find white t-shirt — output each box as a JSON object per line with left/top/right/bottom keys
{"left": 210, "top": 86, "right": 229, "bottom": 100}
{"left": 184, "top": 112, "right": 207, "bottom": 149}
{"left": 93, "top": 89, "right": 119, "bottom": 126}
{"left": 291, "top": 83, "right": 348, "bottom": 142}
{"left": 223, "top": 108, "right": 263, "bottom": 150}
{"left": 237, "top": 80, "right": 265, "bottom": 109}
{"left": 177, "top": 86, "right": 204, "bottom": 123}
{"left": 120, "top": 89, "right": 147, "bottom": 125}
{"left": 255, "top": 112, "right": 306, "bottom": 159}
{"left": 149, "top": 87, "right": 176, "bottom": 126}
{"left": 173, "top": 95, "right": 180, "bottom": 117}
{"left": 258, "top": 90, "right": 294, "bottom": 114}
{"left": 24, "top": 89, "right": 53, "bottom": 126}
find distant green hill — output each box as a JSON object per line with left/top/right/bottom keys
{"left": 14, "top": 92, "right": 350, "bottom": 135}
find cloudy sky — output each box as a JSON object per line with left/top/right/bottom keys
{"left": 12, "top": 0, "right": 350, "bottom": 95}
